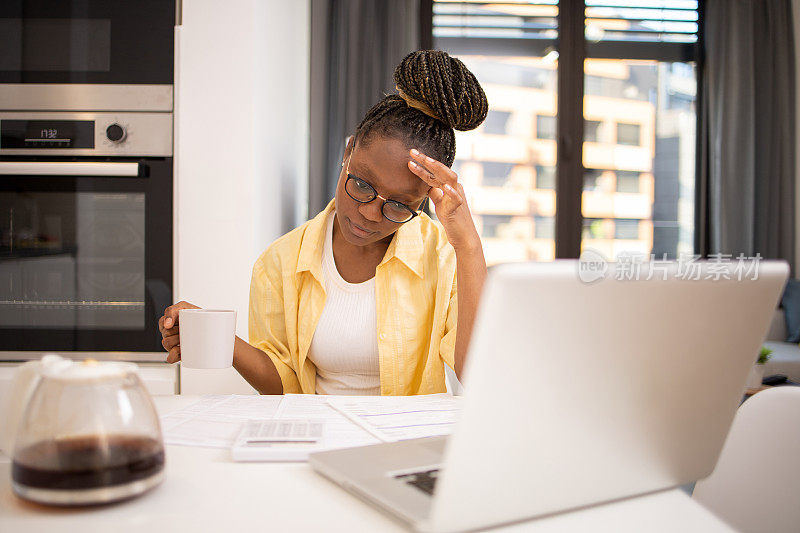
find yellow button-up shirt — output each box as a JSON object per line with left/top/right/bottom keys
{"left": 248, "top": 200, "right": 457, "bottom": 395}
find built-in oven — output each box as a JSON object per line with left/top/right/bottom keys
{"left": 0, "top": 107, "right": 173, "bottom": 359}
{"left": 0, "top": 0, "right": 175, "bottom": 361}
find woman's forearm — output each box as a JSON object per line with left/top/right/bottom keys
{"left": 232, "top": 336, "right": 284, "bottom": 394}
{"left": 453, "top": 241, "right": 488, "bottom": 380}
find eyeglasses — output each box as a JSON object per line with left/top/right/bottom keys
{"left": 344, "top": 155, "right": 426, "bottom": 224}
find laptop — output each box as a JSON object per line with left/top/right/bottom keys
{"left": 309, "top": 259, "right": 788, "bottom": 533}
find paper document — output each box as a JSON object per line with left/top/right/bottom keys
{"left": 162, "top": 394, "right": 380, "bottom": 451}
{"left": 162, "top": 393, "right": 460, "bottom": 458}
{"left": 326, "top": 393, "right": 462, "bottom": 442}
{"left": 162, "top": 395, "right": 282, "bottom": 448}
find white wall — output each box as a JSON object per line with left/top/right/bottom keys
{"left": 175, "top": 0, "right": 310, "bottom": 393}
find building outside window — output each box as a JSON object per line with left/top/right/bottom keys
{"left": 536, "top": 165, "right": 556, "bottom": 190}
{"left": 534, "top": 216, "right": 555, "bottom": 239}
{"left": 482, "top": 161, "right": 515, "bottom": 187}
{"left": 484, "top": 110, "right": 512, "bottom": 135}
{"left": 583, "top": 218, "right": 613, "bottom": 240}
{"left": 614, "top": 219, "right": 640, "bottom": 240}
{"left": 434, "top": 0, "right": 698, "bottom": 264}
{"left": 536, "top": 114, "right": 556, "bottom": 140}
{"left": 584, "top": 119, "right": 602, "bottom": 143}
{"left": 616, "top": 122, "right": 641, "bottom": 146}
{"left": 481, "top": 214, "right": 514, "bottom": 238}
{"left": 616, "top": 170, "right": 641, "bottom": 193}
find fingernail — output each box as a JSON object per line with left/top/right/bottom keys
{"left": 409, "top": 160, "right": 419, "bottom": 168}
{"left": 445, "top": 184, "right": 455, "bottom": 193}
{"left": 411, "top": 149, "right": 420, "bottom": 156}
{"left": 165, "top": 318, "right": 171, "bottom": 327}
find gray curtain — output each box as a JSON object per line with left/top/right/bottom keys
{"left": 699, "top": 0, "right": 796, "bottom": 272}
{"left": 309, "top": 0, "right": 422, "bottom": 216}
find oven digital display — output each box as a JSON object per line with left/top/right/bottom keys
{"left": 1, "top": 120, "right": 94, "bottom": 149}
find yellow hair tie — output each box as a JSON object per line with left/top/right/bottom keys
{"left": 396, "top": 86, "right": 443, "bottom": 123}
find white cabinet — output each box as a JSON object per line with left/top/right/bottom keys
{"left": 0, "top": 363, "right": 20, "bottom": 420}
{"left": 174, "top": 0, "right": 309, "bottom": 395}
{"left": 136, "top": 363, "right": 179, "bottom": 395}
{"left": 0, "top": 361, "right": 178, "bottom": 400}
{"left": 179, "top": 366, "right": 256, "bottom": 395}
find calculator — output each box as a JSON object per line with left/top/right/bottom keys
{"left": 231, "top": 419, "right": 326, "bottom": 462}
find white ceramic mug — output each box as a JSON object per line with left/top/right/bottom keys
{"left": 178, "top": 309, "right": 236, "bottom": 369}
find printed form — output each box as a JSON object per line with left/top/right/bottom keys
{"left": 161, "top": 393, "right": 461, "bottom": 457}
{"left": 161, "top": 395, "right": 282, "bottom": 448}
{"left": 326, "top": 394, "right": 462, "bottom": 441}
{"left": 273, "top": 394, "right": 380, "bottom": 449}
{"left": 162, "top": 394, "right": 380, "bottom": 450}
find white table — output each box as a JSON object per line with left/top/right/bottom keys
{"left": 0, "top": 395, "right": 735, "bottom": 532}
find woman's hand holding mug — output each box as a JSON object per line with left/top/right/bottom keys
{"left": 158, "top": 301, "right": 200, "bottom": 363}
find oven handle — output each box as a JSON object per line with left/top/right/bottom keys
{"left": 0, "top": 161, "right": 141, "bottom": 177}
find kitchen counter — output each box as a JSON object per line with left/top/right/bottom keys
{"left": 0, "top": 395, "right": 734, "bottom": 532}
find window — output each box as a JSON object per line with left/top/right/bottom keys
{"left": 668, "top": 92, "right": 694, "bottom": 111}
{"left": 534, "top": 216, "right": 555, "bottom": 239}
{"left": 434, "top": 1, "right": 699, "bottom": 263}
{"left": 671, "top": 63, "right": 695, "bottom": 77}
{"left": 616, "top": 171, "right": 640, "bottom": 193}
{"left": 614, "top": 219, "right": 640, "bottom": 240}
{"left": 536, "top": 115, "right": 556, "bottom": 140}
{"left": 584, "top": 120, "right": 601, "bottom": 143}
{"left": 586, "top": 75, "right": 624, "bottom": 99}
{"left": 481, "top": 215, "right": 513, "bottom": 238}
{"left": 616, "top": 123, "right": 641, "bottom": 146}
{"left": 484, "top": 110, "right": 512, "bottom": 135}
{"left": 584, "top": 2, "right": 698, "bottom": 44}
{"left": 535, "top": 165, "right": 556, "bottom": 190}
{"left": 582, "top": 218, "right": 612, "bottom": 240}
{"left": 456, "top": 61, "right": 556, "bottom": 91}
{"left": 583, "top": 58, "right": 696, "bottom": 260}
{"left": 522, "top": 67, "right": 557, "bottom": 90}
{"left": 583, "top": 169, "right": 603, "bottom": 191}
{"left": 482, "top": 161, "right": 515, "bottom": 187}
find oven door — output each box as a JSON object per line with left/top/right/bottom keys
{"left": 0, "top": 158, "right": 172, "bottom": 355}
{"left": 0, "top": 1, "right": 175, "bottom": 84}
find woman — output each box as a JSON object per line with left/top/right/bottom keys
{"left": 159, "top": 50, "right": 489, "bottom": 395}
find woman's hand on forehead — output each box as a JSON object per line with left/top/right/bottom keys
{"left": 407, "top": 149, "right": 479, "bottom": 252}
{"left": 407, "top": 149, "right": 460, "bottom": 201}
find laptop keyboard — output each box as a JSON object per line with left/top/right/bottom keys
{"left": 394, "top": 469, "right": 439, "bottom": 495}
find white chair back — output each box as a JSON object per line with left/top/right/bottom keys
{"left": 693, "top": 387, "right": 800, "bottom": 532}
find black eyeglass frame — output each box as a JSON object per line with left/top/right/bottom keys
{"left": 344, "top": 155, "right": 428, "bottom": 223}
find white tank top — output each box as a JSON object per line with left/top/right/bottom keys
{"left": 307, "top": 212, "right": 381, "bottom": 395}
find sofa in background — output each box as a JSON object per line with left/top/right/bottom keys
{"left": 762, "top": 309, "right": 800, "bottom": 381}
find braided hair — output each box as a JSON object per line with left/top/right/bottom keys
{"left": 353, "top": 50, "right": 489, "bottom": 168}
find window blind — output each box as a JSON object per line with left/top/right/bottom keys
{"left": 433, "top": 1, "right": 558, "bottom": 41}
{"left": 585, "top": 1, "right": 699, "bottom": 44}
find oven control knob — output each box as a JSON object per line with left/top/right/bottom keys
{"left": 106, "top": 123, "right": 126, "bottom": 143}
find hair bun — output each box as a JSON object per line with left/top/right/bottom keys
{"left": 394, "top": 50, "right": 488, "bottom": 131}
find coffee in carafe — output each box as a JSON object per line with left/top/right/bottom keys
{"left": 13, "top": 435, "right": 164, "bottom": 493}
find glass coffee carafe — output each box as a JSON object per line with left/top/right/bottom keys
{"left": 10, "top": 357, "right": 165, "bottom": 506}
